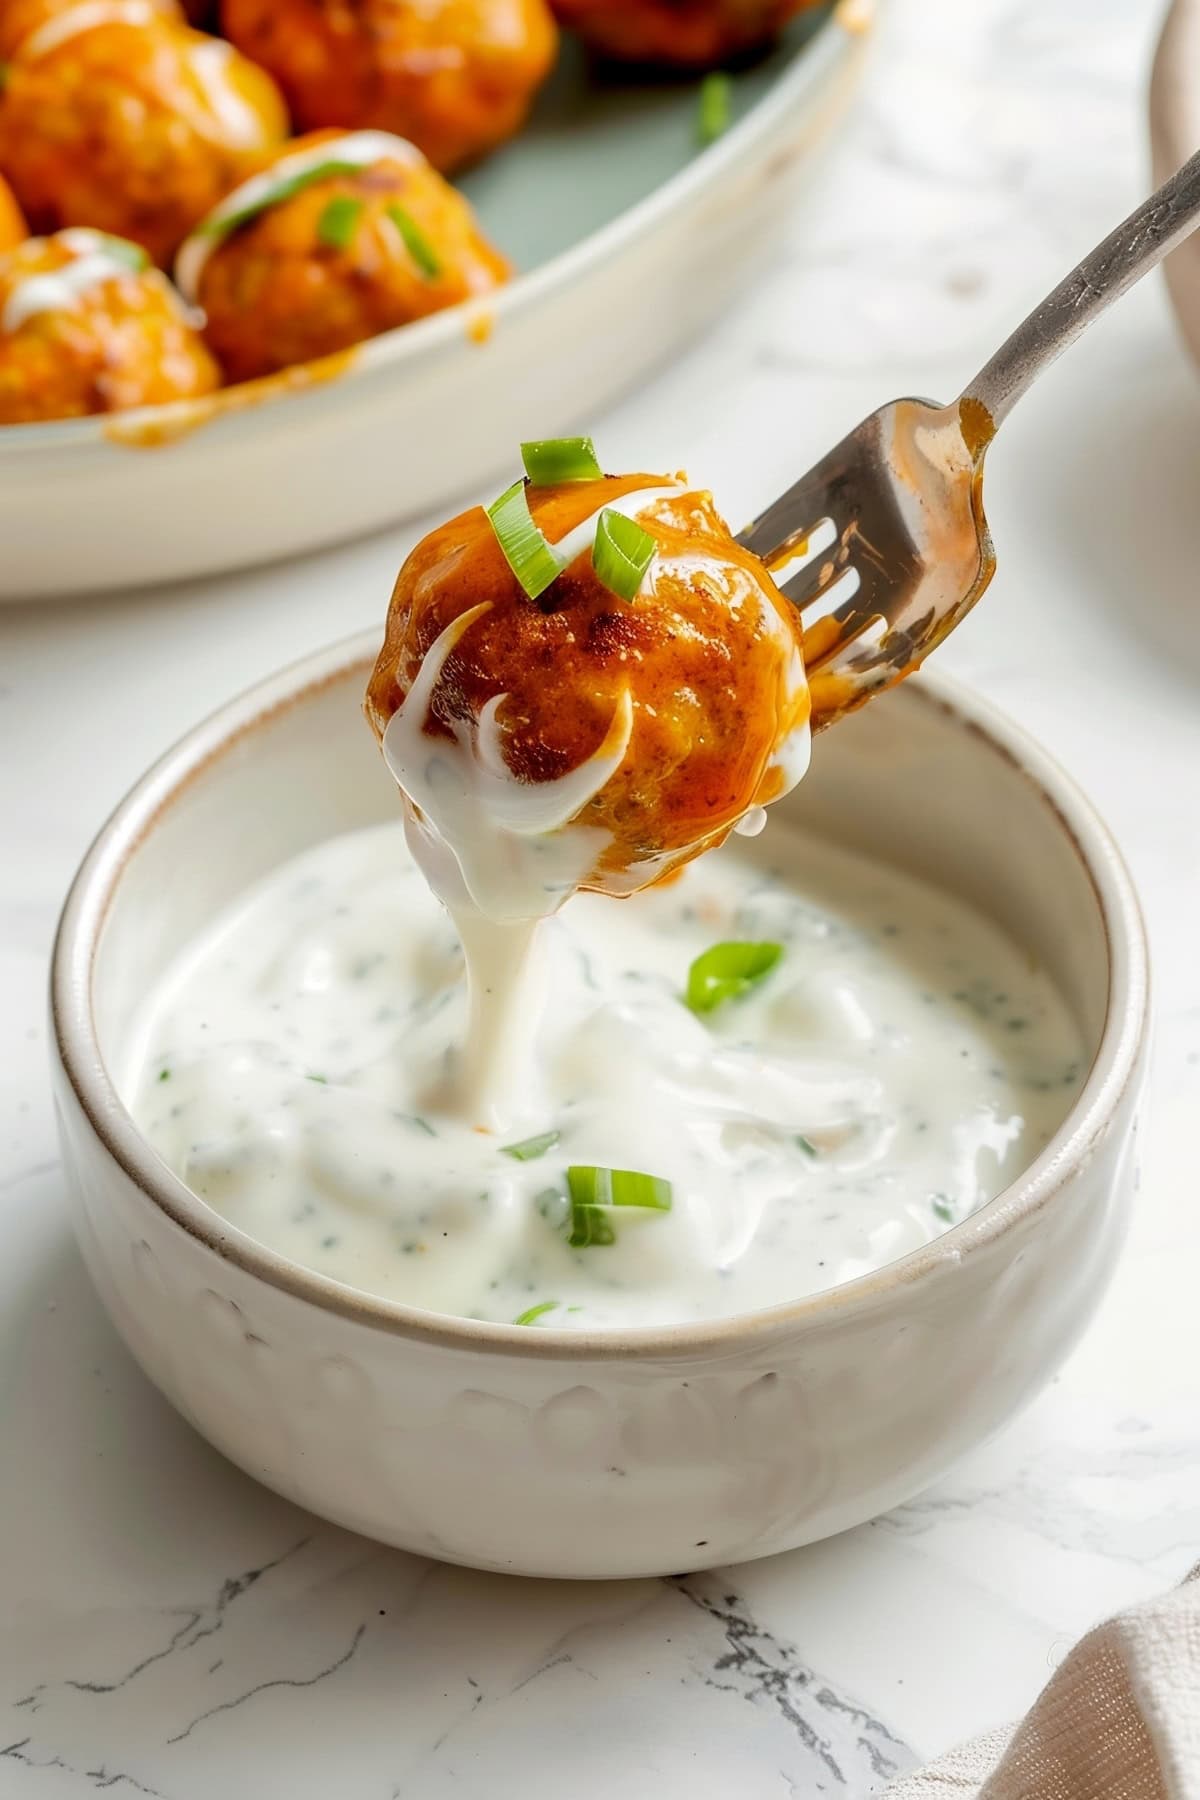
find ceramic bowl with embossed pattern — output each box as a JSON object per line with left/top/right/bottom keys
{"left": 49, "top": 638, "right": 1148, "bottom": 1578}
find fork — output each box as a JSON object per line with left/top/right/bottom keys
{"left": 738, "top": 147, "right": 1200, "bottom": 731}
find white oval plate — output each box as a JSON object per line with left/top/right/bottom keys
{"left": 0, "top": 3, "right": 872, "bottom": 600}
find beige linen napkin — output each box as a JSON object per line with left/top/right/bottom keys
{"left": 885, "top": 1566, "right": 1200, "bottom": 1799}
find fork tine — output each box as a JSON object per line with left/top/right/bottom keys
{"left": 779, "top": 546, "right": 850, "bottom": 613}
{"left": 736, "top": 456, "right": 845, "bottom": 566}
{"left": 740, "top": 397, "right": 995, "bottom": 732}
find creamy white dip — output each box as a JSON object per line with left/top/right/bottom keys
{"left": 124, "top": 819, "right": 1084, "bottom": 1330}
{"left": 377, "top": 482, "right": 812, "bottom": 1126}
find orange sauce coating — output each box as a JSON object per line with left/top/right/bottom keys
{"left": 0, "top": 175, "right": 27, "bottom": 252}
{"left": 365, "top": 475, "right": 810, "bottom": 896}
{"left": 0, "top": 233, "right": 219, "bottom": 422}
{"left": 0, "top": 0, "right": 181, "bottom": 57}
{"left": 195, "top": 135, "right": 509, "bottom": 382}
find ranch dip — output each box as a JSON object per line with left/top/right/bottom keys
{"left": 124, "top": 819, "right": 1085, "bottom": 1329}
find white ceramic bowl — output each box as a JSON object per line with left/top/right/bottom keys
{"left": 50, "top": 640, "right": 1148, "bottom": 1578}
{"left": 1, "top": 7, "right": 869, "bottom": 601}
{"left": 1150, "top": 0, "right": 1200, "bottom": 368}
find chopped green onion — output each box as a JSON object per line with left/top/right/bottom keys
{"left": 566, "top": 1166, "right": 673, "bottom": 1211}
{"left": 157, "top": 1068, "right": 171, "bottom": 1084}
{"left": 686, "top": 940, "right": 783, "bottom": 1014}
{"left": 696, "top": 72, "right": 733, "bottom": 146}
{"left": 931, "top": 1194, "right": 955, "bottom": 1223}
{"left": 567, "top": 1203, "right": 617, "bottom": 1248}
{"left": 513, "top": 1300, "right": 559, "bottom": 1326}
{"left": 502, "top": 1129, "right": 560, "bottom": 1161}
{"left": 521, "top": 437, "right": 603, "bottom": 485}
{"left": 795, "top": 1134, "right": 817, "bottom": 1158}
{"left": 305, "top": 1072, "right": 328, "bottom": 1084}
{"left": 386, "top": 203, "right": 441, "bottom": 278}
{"left": 592, "top": 508, "right": 657, "bottom": 601}
{"left": 399, "top": 1113, "right": 436, "bottom": 1137}
{"left": 486, "top": 479, "right": 562, "bottom": 600}
{"left": 316, "top": 193, "right": 363, "bottom": 251}
{"left": 95, "top": 233, "right": 150, "bottom": 272}
{"left": 200, "top": 157, "right": 371, "bottom": 240}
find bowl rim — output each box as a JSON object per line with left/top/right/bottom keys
{"left": 0, "top": 3, "right": 859, "bottom": 457}
{"left": 50, "top": 631, "right": 1149, "bottom": 1358}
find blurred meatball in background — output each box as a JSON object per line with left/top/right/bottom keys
{"left": 0, "top": 0, "right": 180, "bottom": 59}
{"left": 550, "top": 0, "right": 819, "bottom": 67}
{"left": 0, "top": 12, "right": 288, "bottom": 264}
{"left": 0, "top": 228, "right": 220, "bottom": 422}
{"left": 175, "top": 131, "right": 509, "bottom": 382}
{"left": 220, "top": 0, "right": 557, "bottom": 171}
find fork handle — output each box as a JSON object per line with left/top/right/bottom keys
{"left": 959, "top": 147, "right": 1200, "bottom": 432}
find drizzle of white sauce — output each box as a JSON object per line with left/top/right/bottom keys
{"left": 123, "top": 820, "right": 1086, "bottom": 1330}
{"left": 174, "top": 130, "right": 423, "bottom": 300}
{"left": 183, "top": 35, "right": 274, "bottom": 150}
{"left": 16, "top": 0, "right": 166, "bottom": 59}
{"left": 381, "top": 602, "right": 633, "bottom": 923}
{"left": 2, "top": 231, "right": 164, "bottom": 334}
{"left": 376, "top": 481, "right": 814, "bottom": 1126}
{"left": 382, "top": 602, "right": 634, "bottom": 1125}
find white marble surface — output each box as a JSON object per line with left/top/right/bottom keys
{"left": 3, "top": 0, "right": 1199, "bottom": 1792}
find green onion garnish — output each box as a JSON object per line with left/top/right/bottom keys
{"left": 521, "top": 437, "right": 603, "bottom": 485}
{"left": 931, "top": 1194, "right": 955, "bottom": 1222}
{"left": 592, "top": 508, "right": 657, "bottom": 601}
{"left": 316, "top": 193, "right": 363, "bottom": 251}
{"left": 513, "top": 1300, "right": 559, "bottom": 1326}
{"left": 199, "top": 158, "right": 370, "bottom": 240}
{"left": 686, "top": 940, "right": 783, "bottom": 1014}
{"left": 567, "top": 1204, "right": 617, "bottom": 1248}
{"left": 696, "top": 72, "right": 733, "bottom": 146}
{"left": 486, "top": 479, "right": 562, "bottom": 600}
{"left": 796, "top": 1134, "right": 817, "bottom": 1158}
{"left": 502, "top": 1130, "right": 560, "bottom": 1161}
{"left": 95, "top": 233, "right": 150, "bottom": 272}
{"left": 565, "top": 1165, "right": 672, "bottom": 1248}
{"left": 157, "top": 1068, "right": 171, "bottom": 1084}
{"left": 386, "top": 203, "right": 441, "bottom": 279}
{"left": 567, "top": 1166, "right": 673, "bottom": 1211}
{"left": 305, "top": 1072, "right": 328, "bottom": 1084}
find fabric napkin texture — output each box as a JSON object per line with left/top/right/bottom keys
{"left": 885, "top": 1565, "right": 1200, "bottom": 1800}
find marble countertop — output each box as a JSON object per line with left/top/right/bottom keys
{"left": 3, "top": 0, "right": 1199, "bottom": 1793}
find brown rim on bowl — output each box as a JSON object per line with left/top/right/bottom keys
{"left": 50, "top": 633, "right": 1150, "bottom": 1358}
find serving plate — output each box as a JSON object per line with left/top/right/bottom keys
{"left": 0, "top": 1, "right": 872, "bottom": 601}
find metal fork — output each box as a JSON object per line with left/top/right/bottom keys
{"left": 739, "top": 148, "right": 1200, "bottom": 731}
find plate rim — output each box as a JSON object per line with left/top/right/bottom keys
{"left": 0, "top": 2, "right": 866, "bottom": 458}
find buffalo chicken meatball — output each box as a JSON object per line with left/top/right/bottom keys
{"left": 550, "top": 0, "right": 817, "bottom": 67}
{"left": 0, "top": 175, "right": 26, "bottom": 250}
{"left": 220, "top": 0, "right": 557, "bottom": 172}
{"left": 0, "top": 0, "right": 180, "bottom": 59}
{"left": 175, "top": 130, "right": 508, "bottom": 382}
{"left": 0, "top": 228, "right": 219, "bottom": 422}
{"left": 0, "top": 13, "right": 288, "bottom": 265}
{"left": 365, "top": 456, "right": 811, "bottom": 918}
